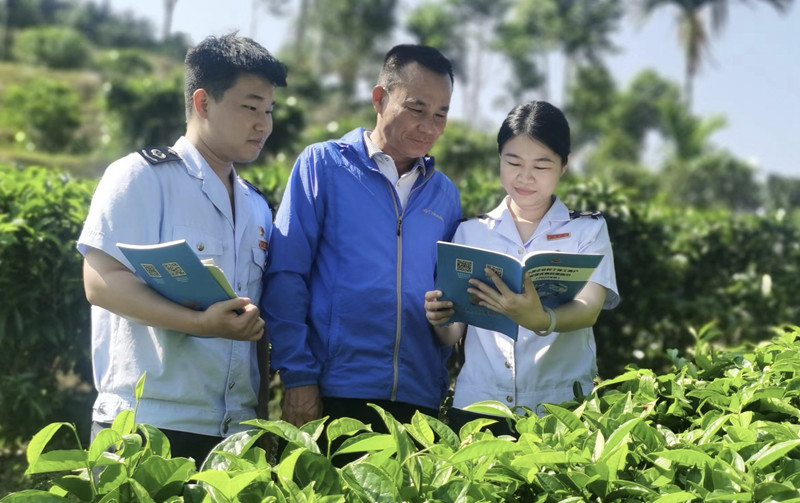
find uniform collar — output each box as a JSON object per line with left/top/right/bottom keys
{"left": 485, "top": 195, "right": 569, "bottom": 222}
{"left": 171, "top": 136, "right": 253, "bottom": 192}
{"left": 172, "top": 136, "right": 251, "bottom": 228}
{"left": 484, "top": 195, "right": 570, "bottom": 244}
{"left": 172, "top": 136, "right": 214, "bottom": 181}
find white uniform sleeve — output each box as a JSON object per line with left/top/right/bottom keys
{"left": 579, "top": 218, "right": 619, "bottom": 309}
{"left": 77, "top": 155, "right": 165, "bottom": 269}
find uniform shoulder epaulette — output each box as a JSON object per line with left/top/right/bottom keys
{"left": 137, "top": 146, "right": 181, "bottom": 165}
{"left": 569, "top": 210, "right": 603, "bottom": 220}
{"left": 458, "top": 213, "right": 490, "bottom": 223}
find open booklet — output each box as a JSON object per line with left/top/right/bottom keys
{"left": 117, "top": 239, "right": 236, "bottom": 311}
{"left": 435, "top": 241, "right": 603, "bottom": 340}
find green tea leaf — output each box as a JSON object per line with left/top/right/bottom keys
{"left": 88, "top": 428, "right": 122, "bottom": 463}
{"left": 448, "top": 438, "right": 520, "bottom": 464}
{"left": 424, "top": 415, "right": 460, "bottom": 451}
{"left": 640, "top": 464, "right": 676, "bottom": 488}
{"left": 535, "top": 471, "right": 569, "bottom": 493}
{"left": 604, "top": 483, "right": 657, "bottom": 501}
{"left": 459, "top": 418, "right": 500, "bottom": 439}
{"left": 111, "top": 410, "right": 136, "bottom": 436}
{"left": 134, "top": 373, "right": 146, "bottom": 402}
{"left": 725, "top": 426, "right": 756, "bottom": 443}
{"left": 463, "top": 400, "right": 515, "bottom": 419}
{"left": 326, "top": 417, "right": 370, "bottom": 446}
{"left": 602, "top": 418, "right": 640, "bottom": 458}
{"left": 0, "top": 490, "right": 72, "bottom": 502}
{"left": 50, "top": 475, "right": 93, "bottom": 502}
{"left": 653, "top": 449, "right": 715, "bottom": 468}
{"left": 369, "top": 404, "right": 415, "bottom": 463}
{"left": 633, "top": 422, "right": 665, "bottom": 452}
{"left": 749, "top": 439, "right": 800, "bottom": 470}
{"left": 137, "top": 424, "right": 172, "bottom": 458}
{"left": 243, "top": 419, "right": 321, "bottom": 455}
{"left": 756, "top": 397, "right": 800, "bottom": 418}
{"left": 334, "top": 433, "right": 395, "bottom": 456}
{"left": 119, "top": 433, "right": 143, "bottom": 458}
{"left": 704, "top": 491, "right": 753, "bottom": 501}
{"left": 595, "top": 370, "right": 644, "bottom": 390}
{"left": 430, "top": 479, "right": 470, "bottom": 503}
{"left": 342, "top": 462, "right": 399, "bottom": 503}
{"left": 25, "top": 422, "right": 76, "bottom": 468}
{"left": 192, "top": 470, "right": 235, "bottom": 498}
{"left": 753, "top": 481, "right": 800, "bottom": 502}
{"left": 651, "top": 491, "right": 696, "bottom": 502}
{"left": 292, "top": 450, "right": 342, "bottom": 496}
{"left": 96, "top": 463, "right": 127, "bottom": 494}
{"left": 541, "top": 404, "right": 584, "bottom": 432}
{"left": 134, "top": 456, "right": 197, "bottom": 500}
{"left": 406, "top": 412, "right": 435, "bottom": 448}
{"left": 300, "top": 417, "right": 328, "bottom": 442}
{"left": 202, "top": 429, "right": 264, "bottom": 470}
{"left": 275, "top": 447, "right": 304, "bottom": 490}
{"left": 25, "top": 449, "right": 87, "bottom": 475}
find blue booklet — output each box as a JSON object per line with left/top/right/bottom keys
{"left": 117, "top": 239, "right": 236, "bottom": 311}
{"left": 435, "top": 241, "right": 603, "bottom": 340}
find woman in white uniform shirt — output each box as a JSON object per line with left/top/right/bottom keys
{"left": 425, "top": 101, "right": 619, "bottom": 435}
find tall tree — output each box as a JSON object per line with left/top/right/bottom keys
{"left": 163, "top": 0, "right": 178, "bottom": 40}
{"left": 496, "top": 0, "right": 621, "bottom": 103}
{"left": 446, "top": 0, "right": 510, "bottom": 126}
{"left": 639, "top": 0, "right": 793, "bottom": 106}
{"left": 281, "top": 0, "right": 396, "bottom": 106}
{"left": 249, "top": 0, "right": 290, "bottom": 39}
{"left": 405, "top": 1, "right": 466, "bottom": 79}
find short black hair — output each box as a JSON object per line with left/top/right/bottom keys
{"left": 378, "top": 44, "right": 454, "bottom": 91}
{"left": 184, "top": 32, "right": 287, "bottom": 117}
{"left": 497, "top": 101, "right": 571, "bottom": 165}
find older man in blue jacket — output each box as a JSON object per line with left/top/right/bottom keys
{"left": 263, "top": 44, "right": 461, "bottom": 430}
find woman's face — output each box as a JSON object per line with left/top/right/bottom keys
{"left": 499, "top": 134, "right": 566, "bottom": 217}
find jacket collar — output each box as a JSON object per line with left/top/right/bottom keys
{"left": 338, "top": 127, "right": 434, "bottom": 178}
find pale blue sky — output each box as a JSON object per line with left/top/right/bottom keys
{"left": 111, "top": 0, "right": 799, "bottom": 179}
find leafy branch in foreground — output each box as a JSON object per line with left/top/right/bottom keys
{"left": 4, "top": 324, "right": 800, "bottom": 502}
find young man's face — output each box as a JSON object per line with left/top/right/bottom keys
{"left": 202, "top": 73, "right": 276, "bottom": 165}
{"left": 372, "top": 62, "right": 452, "bottom": 168}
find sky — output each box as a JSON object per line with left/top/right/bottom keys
{"left": 109, "top": 0, "right": 799, "bottom": 179}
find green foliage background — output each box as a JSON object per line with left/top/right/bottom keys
{"left": 0, "top": 0, "right": 799, "bottom": 497}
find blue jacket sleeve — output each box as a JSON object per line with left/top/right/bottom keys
{"left": 261, "top": 147, "right": 324, "bottom": 388}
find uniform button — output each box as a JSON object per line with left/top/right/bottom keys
{"left": 197, "top": 243, "right": 205, "bottom": 251}
{"left": 505, "top": 361, "right": 511, "bottom": 369}
{"left": 506, "top": 395, "right": 514, "bottom": 403}
{"left": 228, "top": 381, "right": 235, "bottom": 390}
{"left": 517, "top": 248, "right": 524, "bottom": 255}
{"left": 237, "top": 283, "right": 242, "bottom": 291}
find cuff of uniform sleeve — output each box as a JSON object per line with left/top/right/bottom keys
{"left": 279, "top": 369, "right": 320, "bottom": 389}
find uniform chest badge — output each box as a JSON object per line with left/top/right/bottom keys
{"left": 546, "top": 232, "right": 570, "bottom": 241}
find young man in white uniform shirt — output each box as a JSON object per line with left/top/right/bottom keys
{"left": 77, "top": 33, "right": 287, "bottom": 465}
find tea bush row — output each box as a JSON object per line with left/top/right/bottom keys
{"left": 6, "top": 325, "right": 800, "bottom": 502}
{"left": 2, "top": 162, "right": 800, "bottom": 448}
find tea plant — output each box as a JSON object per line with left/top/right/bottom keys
{"left": 5, "top": 324, "right": 800, "bottom": 502}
